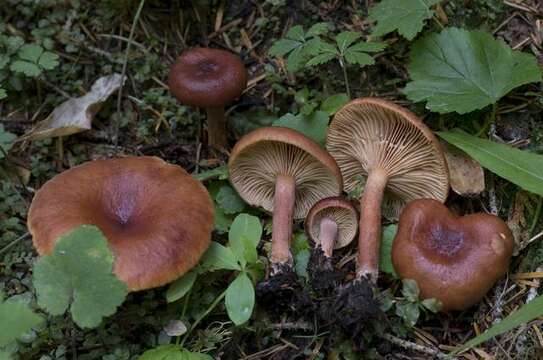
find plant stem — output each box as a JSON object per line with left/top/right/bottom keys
{"left": 529, "top": 196, "right": 543, "bottom": 235}
{"left": 319, "top": 217, "right": 337, "bottom": 258}
{"left": 357, "top": 168, "right": 388, "bottom": 283}
{"left": 271, "top": 174, "right": 296, "bottom": 273}
{"left": 180, "top": 287, "right": 227, "bottom": 347}
{"left": 206, "top": 107, "right": 228, "bottom": 151}
{"left": 432, "top": 16, "right": 444, "bottom": 30}
{"left": 476, "top": 103, "right": 497, "bottom": 137}
{"left": 339, "top": 58, "right": 351, "bottom": 99}
{"left": 0, "top": 232, "right": 30, "bottom": 256}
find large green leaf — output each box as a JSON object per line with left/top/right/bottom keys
{"left": 0, "top": 295, "right": 43, "bottom": 347}
{"left": 438, "top": 131, "right": 543, "bottom": 197}
{"left": 33, "top": 225, "right": 128, "bottom": 328}
{"left": 453, "top": 294, "right": 543, "bottom": 354}
{"left": 379, "top": 225, "right": 397, "bottom": 277}
{"left": 225, "top": 272, "right": 255, "bottom": 325}
{"left": 405, "top": 28, "right": 541, "bottom": 114}
{"left": 273, "top": 111, "right": 329, "bottom": 145}
{"left": 139, "top": 344, "right": 213, "bottom": 360}
{"left": 368, "top": 0, "right": 441, "bottom": 40}
{"left": 166, "top": 270, "right": 198, "bottom": 303}
{"left": 228, "top": 214, "right": 262, "bottom": 267}
{"left": 200, "top": 242, "right": 241, "bottom": 271}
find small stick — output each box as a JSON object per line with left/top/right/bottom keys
{"left": 380, "top": 333, "right": 450, "bottom": 359}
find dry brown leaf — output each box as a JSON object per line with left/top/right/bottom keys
{"left": 20, "top": 74, "right": 124, "bottom": 141}
{"left": 442, "top": 141, "right": 485, "bottom": 196}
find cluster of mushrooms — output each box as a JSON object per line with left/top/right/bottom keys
{"left": 27, "top": 48, "right": 514, "bottom": 321}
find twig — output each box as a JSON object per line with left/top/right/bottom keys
{"left": 0, "top": 232, "right": 30, "bottom": 256}
{"left": 380, "top": 333, "right": 451, "bottom": 359}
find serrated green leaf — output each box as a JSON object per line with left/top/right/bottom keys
{"left": 401, "top": 279, "right": 420, "bottom": 302}
{"left": 286, "top": 46, "right": 306, "bottom": 72}
{"left": 336, "top": 31, "right": 361, "bottom": 53}
{"left": 306, "top": 52, "right": 336, "bottom": 67}
{"left": 404, "top": 28, "right": 542, "bottom": 114}
{"left": 166, "top": 271, "right": 198, "bottom": 303}
{"left": 320, "top": 93, "right": 349, "bottom": 115}
{"left": 225, "top": 272, "right": 255, "bottom": 325}
{"left": 0, "top": 88, "right": 6, "bottom": 100}
{"left": 229, "top": 214, "right": 262, "bottom": 267}
{"left": 438, "top": 131, "right": 543, "bottom": 197}
{"left": 368, "top": 0, "right": 441, "bottom": 40}
{"left": 17, "top": 44, "right": 43, "bottom": 63}
{"left": 268, "top": 39, "right": 301, "bottom": 57}
{"left": 201, "top": 242, "right": 241, "bottom": 271}
{"left": 10, "top": 60, "right": 41, "bottom": 77}
{"left": 216, "top": 185, "right": 245, "bottom": 215}
{"left": 38, "top": 51, "right": 59, "bottom": 70}
{"left": 33, "top": 225, "right": 127, "bottom": 329}
{"left": 0, "top": 125, "right": 16, "bottom": 159}
{"left": 344, "top": 50, "right": 375, "bottom": 67}
{"left": 286, "top": 25, "right": 305, "bottom": 42}
{"left": 306, "top": 22, "right": 330, "bottom": 37}
{"left": 139, "top": 345, "right": 213, "bottom": 360}
{"left": 0, "top": 55, "right": 9, "bottom": 70}
{"left": 347, "top": 42, "right": 387, "bottom": 53}
{"left": 5, "top": 36, "right": 24, "bottom": 54}
{"left": 0, "top": 296, "right": 43, "bottom": 346}
{"left": 379, "top": 225, "right": 397, "bottom": 276}
{"left": 273, "top": 111, "right": 329, "bottom": 144}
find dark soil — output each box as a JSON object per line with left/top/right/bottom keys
{"left": 307, "top": 246, "right": 344, "bottom": 294}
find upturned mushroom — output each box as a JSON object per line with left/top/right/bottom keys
{"left": 228, "top": 127, "right": 343, "bottom": 274}
{"left": 168, "top": 47, "right": 247, "bottom": 151}
{"left": 326, "top": 98, "right": 449, "bottom": 282}
{"left": 392, "top": 199, "right": 514, "bottom": 311}
{"left": 27, "top": 156, "right": 214, "bottom": 291}
{"left": 305, "top": 197, "right": 358, "bottom": 259}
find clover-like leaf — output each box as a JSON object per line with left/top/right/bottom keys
{"left": 17, "top": 44, "right": 43, "bottom": 62}
{"left": 368, "top": 0, "right": 441, "bottom": 40}
{"left": 0, "top": 294, "right": 43, "bottom": 347}
{"left": 0, "top": 125, "right": 16, "bottom": 159}
{"left": 38, "top": 51, "right": 60, "bottom": 70}
{"left": 33, "top": 225, "right": 128, "bottom": 329}
{"left": 401, "top": 279, "right": 420, "bottom": 302}
{"left": 0, "top": 88, "right": 6, "bottom": 100}
{"left": 404, "top": 28, "right": 542, "bottom": 114}
{"left": 10, "top": 60, "right": 41, "bottom": 77}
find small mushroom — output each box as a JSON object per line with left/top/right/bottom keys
{"left": 305, "top": 197, "right": 358, "bottom": 258}
{"left": 391, "top": 199, "right": 514, "bottom": 311}
{"left": 228, "top": 127, "right": 343, "bottom": 274}
{"left": 27, "top": 156, "right": 214, "bottom": 291}
{"left": 327, "top": 98, "right": 449, "bottom": 282}
{"left": 168, "top": 47, "right": 247, "bottom": 151}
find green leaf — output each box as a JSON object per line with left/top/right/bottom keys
{"left": 320, "top": 93, "right": 349, "bottom": 115}
{"left": 395, "top": 301, "right": 420, "bottom": 327}
{"left": 421, "top": 298, "right": 442, "bottom": 313}
{"left": 33, "top": 225, "right": 127, "bottom": 329}
{"left": 368, "top": 0, "right": 441, "bottom": 40}
{"left": 0, "top": 296, "right": 43, "bottom": 346}
{"left": 306, "top": 22, "right": 331, "bottom": 37}
{"left": 139, "top": 345, "right": 213, "bottom": 360}
{"left": 0, "top": 351, "right": 10, "bottom": 360}
{"left": 0, "top": 125, "right": 16, "bottom": 159}
{"left": 201, "top": 242, "right": 241, "bottom": 271}
{"left": 286, "top": 46, "right": 306, "bottom": 72}
{"left": 404, "top": 28, "right": 542, "bottom": 114}
{"left": 0, "top": 88, "right": 6, "bottom": 100}
{"left": 347, "top": 42, "right": 387, "bottom": 53}
{"left": 438, "top": 131, "right": 543, "bottom": 197}
{"left": 453, "top": 294, "right": 543, "bottom": 354}
{"left": 215, "top": 185, "right": 245, "bottom": 215}
{"left": 268, "top": 39, "right": 301, "bottom": 58}
{"left": 38, "top": 51, "right": 59, "bottom": 70}
{"left": 379, "top": 225, "right": 397, "bottom": 276}
{"left": 306, "top": 52, "right": 336, "bottom": 67}
{"left": 225, "top": 272, "right": 255, "bottom": 325}
{"left": 192, "top": 165, "right": 229, "bottom": 181}
{"left": 294, "top": 249, "right": 310, "bottom": 280}
{"left": 166, "top": 271, "right": 198, "bottom": 303}
{"left": 286, "top": 25, "right": 305, "bottom": 42}
{"left": 17, "top": 44, "right": 43, "bottom": 63}
{"left": 5, "top": 36, "right": 24, "bottom": 54}
{"left": 303, "top": 38, "right": 334, "bottom": 57}
{"left": 0, "top": 54, "right": 9, "bottom": 70}
{"left": 229, "top": 214, "right": 262, "bottom": 267}
{"left": 10, "top": 60, "right": 41, "bottom": 77}
{"left": 213, "top": 205, "right": 233, "bottom": 234}
{"left": 344, "top": 50, "right": 375, "bottom": 67}
{"left": 401, "top": 279, "right": 420, "bottom": 302}
{"left": 336, "top": 31, "right": 361, "bottom": 53}
{"left": 273, "top": 111, "right": 329, "bottom": 145}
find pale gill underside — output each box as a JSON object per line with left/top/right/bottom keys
{"left": 309, "top": 207, "right": 357, "bottom": 249}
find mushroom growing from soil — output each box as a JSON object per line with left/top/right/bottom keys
{"left": 305, "top": 197, "right": 358, "bottom": 292}
{"left": 168, "top": 47, "right": 247, "bottom": 151}
{"left": 27, "top": 156, "right": 214, "bottom": 291}
{"left": 228, "top": 127, "right": 342, "bottom": 314}
{"left": 326, "top": 98, "right": 449, "bottom": 283}
{"left": 392, "top": 199, "right": 514, "bottom": 311}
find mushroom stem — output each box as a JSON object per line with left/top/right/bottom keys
{"left": 206, "top": 107, "right": 228, "bottom": 151}
{"left": 271, "top": 174, "right": 296, "bottom": 272}
{"left": 319, "top": 217, "right": 338, "bottom": 258}
{"left": 357, "top": 168, "right": 389, "bottom": 283}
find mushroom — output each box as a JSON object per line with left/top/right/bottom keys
{"left": 27, "top": 156, "right": 214, "bottom": 291}
{"left": 305, "top": 197, "right": 358, "bottom": 259}
{"left": 168, "top": 47, "right": 247, "bottom": 151}
{"left": 391, "top": 199, "right": 514, "bottom": 311}
{"left": 326, "top": 98, "right": 449, "bottom": 282}
{"left": 228, "top": 127, "right": 343, "bottom": 274}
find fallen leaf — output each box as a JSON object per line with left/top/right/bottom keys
{"left": 442, "top": 141, "right": 485, "bottom": 196}
{"left": 20, "top": 74, "right": 123, "bottom": 141}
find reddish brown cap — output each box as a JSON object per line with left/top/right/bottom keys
{"left": 168, "top": 47, "right": 247, "bottom": 108}
{"left": 228, "top": 127, "right": 343, "bottom": 219}
{"left": 327, "top": 98, "right": 449, "bottom": 219}
{"left": 391, "top": 199, "right": 514, "bottom": 311}
{"left": 28, "top": 156, "right": 214, "bottom": 291}
{"left": 305, "top": 197, "right": 358, "bottom": 249}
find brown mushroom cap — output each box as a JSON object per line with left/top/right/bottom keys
{"left": 305, "top": 197, "right": 358, "bottom": 249}
{"left": 168, "top": 47, "right": 247, "bottom": 108}
{"left": 326, "top": 98, "right": 449, "bottom": 219}
{"left": 27, "top": 156, "right": 214, "bottom": 291}
{"left": 229, "top": 127, "right": 343, "bottom": 219}
{"left": 392, "top": 199, "right": 514, "bottom": 311}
